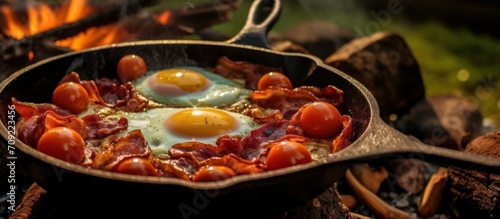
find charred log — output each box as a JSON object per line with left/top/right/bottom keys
{"left": 0, "top": 0, "right": 161, "bottom": 61}
{"left": 285, "top": 183, "right": 351, "bottom": 219}
{"left": 446, "top": 131, "right": 500, "bottom": 218}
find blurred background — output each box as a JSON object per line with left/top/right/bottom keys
{"left": 162, "top": 0, "right": 500, "bottom": 129}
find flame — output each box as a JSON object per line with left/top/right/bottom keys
{"left": 0, "top": 0, "right": 139, "bottom": 51}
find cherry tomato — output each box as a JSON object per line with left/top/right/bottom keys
{"left": 37, "top": 127, "right": 85, "bottom": 164}
{"left": 193, "top": 166, "right": 236, "bottom": 182}
{"left": 300, "top": 101, "right": 342, "bottom": 138}
{"left": 117, "top": 54, "right": 147, "bottom": 82}
{"left": 52, "top": 82, "right": 89, "bottom": 114}
{"left": 114, "top": 157, "right": 159, "bottom": 176}
{"left": 265, "top": 140, "right": 312, "bottom": 170}
{"left": 257, "top": 72, "right": 293, "bottom": 90}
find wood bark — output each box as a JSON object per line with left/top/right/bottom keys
{"left": 446, "top": 131, "right": 500, "bottom": 218}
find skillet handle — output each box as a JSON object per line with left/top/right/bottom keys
{"left": 226, "top": 0, "right": 282, "bottom": 49}
{"left": 347, "top": 116, "right": 500, "bottom": 172}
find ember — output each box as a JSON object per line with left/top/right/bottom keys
{"left": 0, "top": 0, "right": 242, "bottom": 81}
{"left": 1, "top": 0, "right": 132, "bottom": 51}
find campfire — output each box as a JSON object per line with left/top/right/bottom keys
{"left": 0, "top": 0, "right": 240, "bottom": 81}
{"left": 1, "top": 1, "right": 498, "bottom": 219}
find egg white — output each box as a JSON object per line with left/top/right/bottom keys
{"left": 133, "top": 66, "right": 252, "bottom": 107}
{"left": 79, "top": 104, "right": 260, "bottom": 157}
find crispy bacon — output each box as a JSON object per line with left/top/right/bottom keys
{"left": 240, "top": 120, "right": 290, "bottom": 160}
{"left": 59, "top": 72, "right": 147, "bottom": 112}
{"left": 82, "top": 114, "right": 128, "bottom": 139}
{"left": 295, "top": 85, "right": 344, "bottom": 106}
{"left": 151, "top": 157, "right": 194, "bottom": 180}
{"left": 331, "top": 115, "right": 354, "bottom": 153}
{"left": 201, "top": 154, "right": 264, "bottom": 175}
{"left": 244, "top": 108, "right": 283, "bottom": 124}
{"left": 17, "top": 111, "right": 88, "bottom": 148}
{"left": 250, "top": 88, "right": 319, "bottom": 119}
{"left": 213, "top": 56, "right": 283, "bottom": 90}
{"left": 11, "top": 98, "right": 72, "bottom": 120}
{"left": 250, "top": 85, "right": 344, "bottom": 120}
{"left": 169, "top": 141, "right": 220, "bottom": 162}
{"left": 91, "top": 129, "right": 151, "bottom": 171}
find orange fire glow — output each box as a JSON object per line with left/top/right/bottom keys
{"left": 1, "top": 0, "right": 171, "bottom": 52}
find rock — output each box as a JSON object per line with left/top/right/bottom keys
{"left": 325, "top": 31, "right": 425, "bottom": 122}
{"left": 394, "top": 94, "right": 484, "bottom": 150}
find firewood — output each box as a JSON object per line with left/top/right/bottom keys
{"left": 446, "top": 131, "right": 500, "bottom": 218}
{"left": 349, "top": 163, "right": 388, "bottom": 193}
{"left": 340, "top": 194, "right": 359, "bottom": 210}
{"left": 345, "top": 169, "right": 413, "bottom": 219}
{"left": 394, "top": 94, "right": 484, "bottom": 150}
{"left": 324, "top": 31, "right": 425, "bottom": 122}
{"left": 285, "top": 183, "right": 351, "bottom": 219}
{"left": 417, "top": 167, "right": 448, "bottom": 218}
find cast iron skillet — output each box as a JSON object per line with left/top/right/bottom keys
{"left": 1, "top": 0, "right": 499, "bottom": 218}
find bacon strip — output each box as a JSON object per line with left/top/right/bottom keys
{"left": 17, "top": 111, "right": 88, "bottom": 148}
{"left": 250, "top": 88, "right": 320, "bottom": 119}
{"left": 151, "top": 157, "right": 194, "bottom": 180}
{"left": 201, "top": 154, "right": 264, "bottom": 175}
{"left": 295, "top": 85, "right": 344, "bottom": 106}
{"left": 169, "top": 141, "right": 220, "bottom": 162}
{"left": 59, "top": 71, "right": 148, "bottom": 112}
{"left": 82, "top": 114, "right": 128, "bottom": 139}
{"left": 91, "top": 129, "right": 151, "bottom": 171}
{"left": 331, "top": 115, "right": 354, "bottom": 153}
{"left": 11, "top": 98, "right": 72, "bottom": 120}
{"left": 213, "top": 56, "right": 283, "bottom": 90}
{"left": 240, "top": 120, "right": 290, "bottom": 160}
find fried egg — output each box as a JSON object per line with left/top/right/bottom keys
{"left": 81, "top": 104, "right": 260, "bottom": 155}
{"left": 133, "top": 66, "right": 251, "bottom": 107}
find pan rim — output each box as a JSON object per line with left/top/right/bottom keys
{"left": 0, "top": 39, "right": 379, "bottom": 190}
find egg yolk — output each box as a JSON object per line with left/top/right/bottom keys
{"left": 165, "top": 108, "right": 238, "bottom": 138}
{"left": 154, "top": 69, "right": 211, "bottom": 93}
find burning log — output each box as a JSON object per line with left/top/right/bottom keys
{"left": 0, "top": 0, "right": 242, "bottom": 60}
{"left": 0, "top": 0, "right": 242, "bottom": 81}
{"left": 1, "top": 0, "right": 161, "bottom": 60}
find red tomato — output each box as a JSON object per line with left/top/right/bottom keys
{"left": 265, "top": 140, "right": 312, "bottom": 170}
{"left": 117, "top": 54, "right": 147, "bottom": 82}
{"left": 52, "top": 82, "right": 89, "bottom": 114}
{"left": 257, "top": 72, "right": 293, "bottom": 90}
{"left": 193, "top": 166, "right": 236, "bottom": 182}
{"left": 37, "top": 127, "right": 85, "bottom": 164}
{"left": 300, "top": 101, "right": 342, "bottom": 138}
{"left": 114, "top": 157, "right": 159, "bottom": 176}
